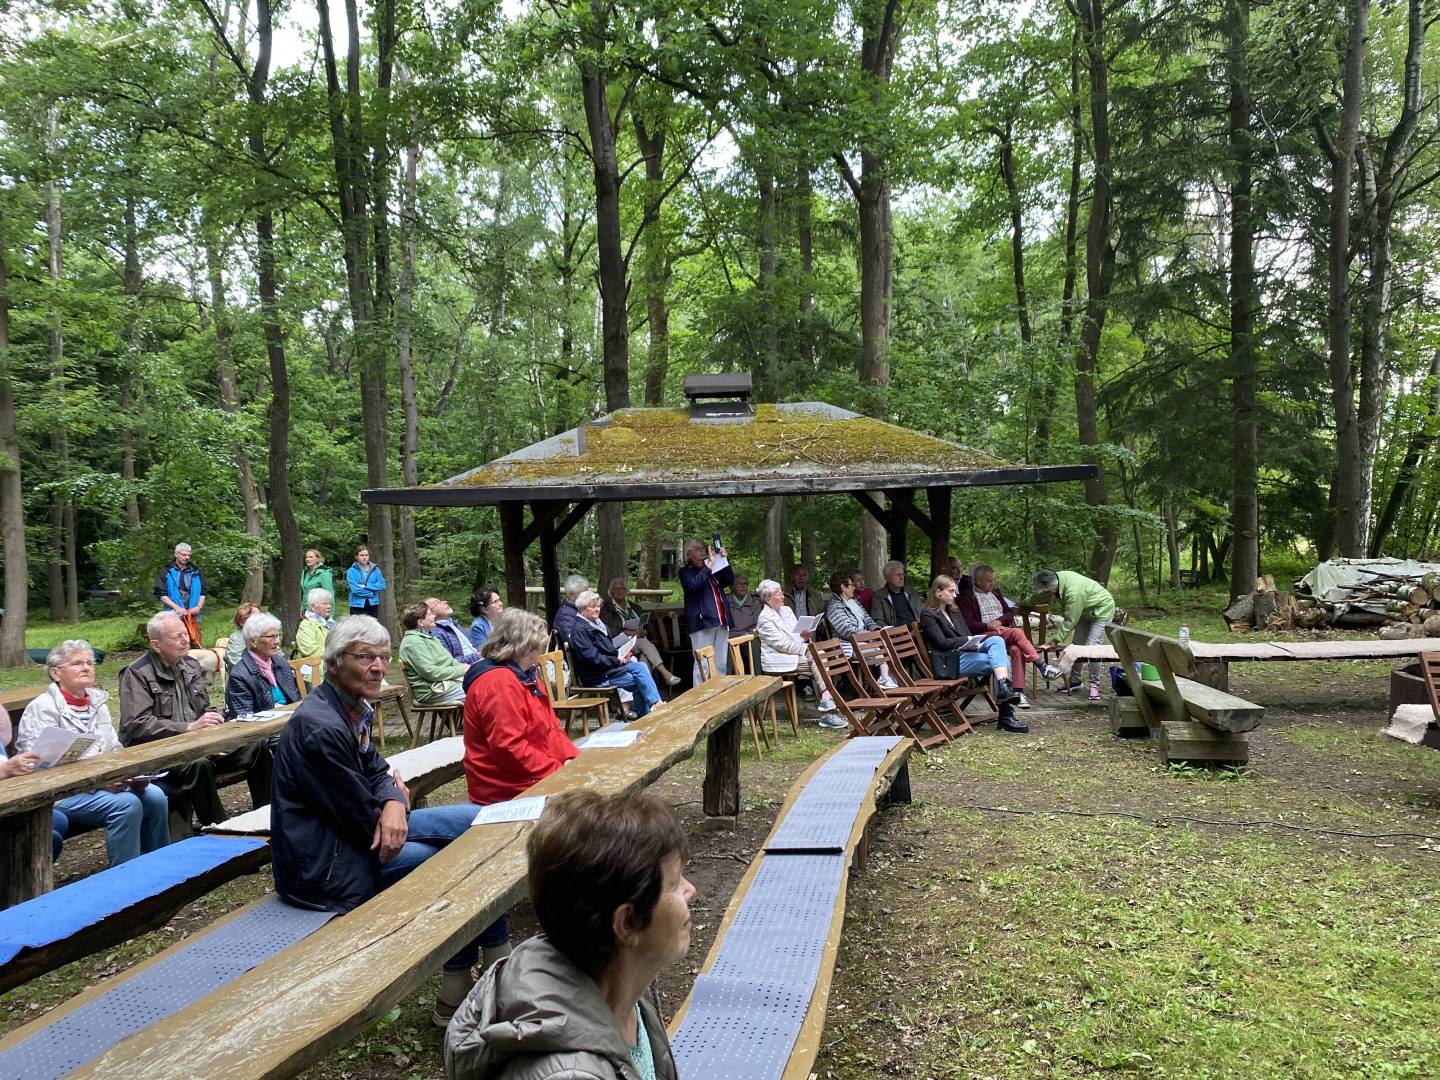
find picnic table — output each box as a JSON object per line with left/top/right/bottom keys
{"left": 0, "top": 686, "right": 47, "bottom": 737}
{"left": 0, "top": 706, "right": 294, "bottom": 907}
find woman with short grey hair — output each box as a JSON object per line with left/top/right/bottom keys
{"left": 482, "top": 607, "right": 552, "bottom": 666}
{"left": 226, "top": 611, "right": 301, "bottom": 718}
{"left": 755, "top": 579, "right": 842, "bottom": 726}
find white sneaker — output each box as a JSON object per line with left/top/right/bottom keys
{"left": 818, "top": 715, "right": 849, "bottom": 730}
{"left": 877, "top": 674, "right": 898, "bottom": 689}
{"left": 1015, "top": 692, "right": 1031, "bottom": 709}
{"left": 818, "top": 695, "right": 838, "bottom": 713}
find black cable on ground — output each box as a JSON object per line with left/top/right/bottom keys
{"left": 958, "top": 803, "right": 1440, "bottom": 842}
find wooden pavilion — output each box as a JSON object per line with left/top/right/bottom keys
{"left": 362, "top": 398, "right": 1096, "bottom": 617}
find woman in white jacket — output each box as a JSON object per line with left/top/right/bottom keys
{"left": 17, "top": 640, "right": 170, "bottom": 866}
{"left": 754, "top": 579, "right": 843, "bottom": 727}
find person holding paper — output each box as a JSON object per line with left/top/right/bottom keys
{"left": 920, "top": 576, "right": 1027, "bottom": 733}
{"left": 680, "top": 538, "right": 733, "bottom": 684}
{"left": 18, "top": 640, "right": 170, "bottom": 866}
{"left": 446, "top": 789, "right": 688, "bottom": 1080}
{"left": 0, "top": 721, "right": 68, "bottom": 860}
{"left": 569, "top": 592, "right": 661, "bottom": 717}
{"left": 755, "top": 580, "right": 842, "bottom": 727}
{"left": 399, "top": 602, "right": 468, "bottom": 704}
{"left": 958, "top": 564, "right": 1061, "bottom": 709}
{"left": 600, "top": 579, "right": 681, "bottom": 688}
{"left": 461, "top": 608, "right": 578, "bottom": 806}
{"left": 271, "top": 615, "right": 506, "bottom": 1027}
{"left": 823, "top": 571, "right": 898, "bottom": 687}
{"left": 225, "top": 611, "right": 302, "bottom": 718}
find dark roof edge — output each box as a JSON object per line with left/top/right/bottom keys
{"left": 362, "top": 463, "right": 1099, "bottom": 507}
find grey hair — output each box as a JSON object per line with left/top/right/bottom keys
{"left": 563, "top": 574, "right": 590, "bottom": 600}
{"left": 971, "top": 563, "right": 995, "bottom": 580}
{"left": 608, "top": 577, "right": 627, "bottom": 591}
{"left": 574, "top": 590, "right": 601, "bottom": 611}
{"left": 882, "top": 560, "right": 905, "bottom": 576}
{"left": 1033, "top": 569, "right": 1060, "bottom": 592}
{"left": 174, "top": 542, "right": 192, "bottom": 554}
{"left": 482, "top": 608, "right": 550, "bottom": 666}
{"left": 755, "top": 579, "right": 783, "bottom": 601}
{"left": 46, "top": 639, "right": 94, "bottom": 671}
{"left": 685, "top": 539, "right": 708, "bottom": 558}
{"left": 147, "top": 610, "right": 185, "bottom": 642}
{"left": 324, "top": 615, "right": 392, "bottom": 668}
{"left": 242, "top": 611, "right": 282, "bottom": 647}
{"left": 306, "top": 587, "right": 333, "bottom": 610}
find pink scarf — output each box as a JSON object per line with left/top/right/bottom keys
{"left": 249, "top": 650, "right": 277, "bottom": 687}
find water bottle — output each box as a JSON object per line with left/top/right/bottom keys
{"left": 1178, "top": 624, "right": 1190, "bottom": 645}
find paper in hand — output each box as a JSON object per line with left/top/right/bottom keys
{"left": 471, "top": 796, "right": 547, "bottom": 827}
{"left": 708, "top": 553, "right": 730, "bottom": 574}
{"left": 31, "top": 727, "right": 99, "bottom": 768}
{"left": 960, "top": 634, "right": 989, "bottom": 651}
{"left": 796, "top": 615, "right": 820, "bottom": 633}
{"left": 579, "top": 729, "right": 641, "bottom": 749}
{"left": 613, "top": 634, "right": 637, "bottom": 660}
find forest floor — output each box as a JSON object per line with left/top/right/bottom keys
{"left": 5, "top": 601, "right": 1440, "bottom": 1077}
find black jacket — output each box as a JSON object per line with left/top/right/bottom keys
{"left": 271, "top": 681, "right": 404, "bottom": 913}
{"left": 567, "top": 619, "right": 624, "bottom": 687}
{"left": 224, "top": 650, "right": 301, "bottom": 719}
{"left": 920, "top": 606, "right": 975, "bottom": 653}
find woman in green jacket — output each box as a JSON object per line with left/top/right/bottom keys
{"left": 398, "top": 602, "right": 467, "bottom": 704}
{"left": 300, "top": 549, "right": 335, "bottom": 609}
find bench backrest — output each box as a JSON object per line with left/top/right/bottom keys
{"left": 1106, "top": 625, "right": 1195, "bottom": 678}
{"left": 1423, "top": 652, "right": 1440, "bottom": 719}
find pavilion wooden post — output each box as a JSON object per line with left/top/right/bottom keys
{"left": 499, "top": 502, "right": 526, "bottom": 610}
{"left": 539, "top": 511, "right": 560, "bottom": 621}
{"left": 889, "top": 488, "right": 913, "bottom": 567}
{"left": 928, "top": 486, "right": 951, "bottom": 581}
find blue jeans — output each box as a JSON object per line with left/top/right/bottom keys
{"left": 52, "top": 808, "right": 68, "bottom": 861}
{"left": 57, "top": 785, "right": 170, "bottom": 867}
{"left": 600, "top": 662, "right": 661, "bottom": 716}
{"left": 953, "top": 637, "right": 1011, "bottom": 678}
{"left": 380, "top": 803, "right": 508, "bottom": 970}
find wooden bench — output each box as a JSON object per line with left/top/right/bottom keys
{"left": 668, "top": 735, "right": 914, "bottom": 1078}
{"left": 0, "top": 686, "right": 48, "bottom": 746}
{"left": 1107, "top": 626, "right": 1265, "bottom": 766}
{"left": 2, "top": 676, "right": 779, "bottom": 1079}
{"left": 0, "top": 708, "right": 295, "bottom": 908}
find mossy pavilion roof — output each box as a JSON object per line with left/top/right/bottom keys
{"left": 364, "top": 403, "right": 1094, "bottom": 506}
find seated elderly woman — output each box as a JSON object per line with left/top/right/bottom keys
{"left": 569, "top": 590, "right": 661, "bottom": 717}
{"left": 294, "top": 587, "right": 335, "bottom": 680}
{"left": 755, "top": 578, "right": 844, "bottom": 729}
{"left": 225, "top": 611, "right": 302, "bottom": 718}
{"left": 399, "top": 602, "right": 468, "bottom": 705}
{"left": 17, "top": 640, "right": 170, "bottom": 866}
{"left": 446, "top": 789, "right": 689, "bottom": 1080}
{"left": 920, "top": 575, "right": 1027, "bottom": 734}
{"left": 224, "top": 601, "right": 261, "bottom": 670}
{"left": 823, "top": 570, "right": 897, "bottom": 687}
{"left": 0, "top": 717, "right": 68, "bottom": 860}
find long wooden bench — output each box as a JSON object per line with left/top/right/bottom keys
{"left": 1107, "top": 626, "right": 1265, "bottom": 765}
{"left": 0, "top": 737, "right": 468, "bottom": 995}
{"left": 669, "top": 735, "right": 914, "bottom": 1078}
{"left": 0, "top": 675, "right": 778, "bottom": 1080}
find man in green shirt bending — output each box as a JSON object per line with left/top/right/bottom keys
{"left": 1032, "top": 569, "right": 1115, "bottom": 701}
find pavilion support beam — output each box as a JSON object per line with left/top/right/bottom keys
{"left": 889, "top": 489, "right": 914, "bottom": 567}
{"left": 500, "top": 502, "right": 526, "bottom": 610}
{"left": 551, "top": 499, "right": 595, "bottom": 544}
{"left": 540, "top": 517, "right": 560, "bottom": 622}
{"left": 520, "top": 499, "right": 569, "bottom": 549}
{"left": 850, "top": 490, "right": 896, "bottom": 532}
{"left": 927, "top": 486, "right": 952, "bottom": 581}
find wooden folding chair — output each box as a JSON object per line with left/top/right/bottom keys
{"left": 538, "top": 650, "right": 611, "bottom": 736}
{"left": 898, "top": 623, "right": 1000, "bottom": 729}
{"left": 1422, "top": 652, "right": 1440, "bottom": 721}
{"left": 879, "top": 625, "right": 983, "bottom": 736}
{"left": 415, "top": 701, "right": 462, "bottom": 743}
{"left": 373, "top": 679, "right": 415, "bottom": 749}
{"left": 1014, "top": 604, "right": 1054, "bottom": 690}
{"left": 806, "top": 638, "right": 904, "bottom": 740}
{"left": 288, "top": 655, "right": 321, "bottom": 701}
{"left": 697, "top": 645, "right": 768, "bottom": 756}
{"left": 850, "top": 630, "right": 957, "bottom": 749}
{"left": 729, "top": 633, "right": 792, "bottom": 740}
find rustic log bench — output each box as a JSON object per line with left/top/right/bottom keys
{"left": 0, "top": 675, "right": 778, "bottom": 1080}
{"left": 1106, "top": 626, "right": 1265, "bottom": 766}
{"left": 668, "top": 735, "right": 914, "bottom": 1079}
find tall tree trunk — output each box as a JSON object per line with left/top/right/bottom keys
{"left": 1227, "top": 0, "right": 1259, "bottom": 601}
{"left": 634, "top": 112, "right": 670, "bottom": 408}
{"left": 1163, "top": 498, "right": 1181, "bottom": 588}
{"left": 796, "top": 156, "right": 814, "bottom": 369}
{"left": 43, "top": 121, "right": 76, "bottom": 622}
{"left": 251, "top": 0, "right": 302, "bottom": 637}
{"left": 1324, "top": 0, "right": 1370, "bottom": 556}
{"left": 0, "top": 212, "right": 27, "bottom": 665}
{"left": 765, "top": 497, "right": 788, "bottom": 583}
{"left": 205, "top": 235, "right": 265, "bottom": 602}
{"left": 396, "top": 78, "right": 421, "bottom": 596}
{"left": 120, "top": 191, "right": 143, "bottom": 531}
{"left": 1073, "top": 0, "right": 1118, "bottom": 584}
{"left": 1371, "top": 349, "right": 1440, "bottom": 556}
{"left": 998, "top": 117, "right": 1033, "bottom": 348}
{"left": 758, "top": 165, "right": 779, "bottom": 400}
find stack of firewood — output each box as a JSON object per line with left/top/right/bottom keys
{"left": 1283, "top": 570, "right": 1440, "bottom": 637}
{"left": 1223, "top": 576, "right": 1302, "bottom": 632}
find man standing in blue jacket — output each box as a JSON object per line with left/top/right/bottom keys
{"left": 155, "top": 542, "right": 205, "bottom": 646}
{"left": 680, "top": 539, "right": 733, "bottom": 684}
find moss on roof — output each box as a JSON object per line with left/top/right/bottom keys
{"left": 459, "top": 404, "right": 1005, "bottom": 487}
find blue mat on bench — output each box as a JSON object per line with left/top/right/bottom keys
{"left": 0, "top": 835, "right": 267, "bottom": 967}
{"left": 0, "top": 894, "right": 333, "bottom": 1079}
{"left": 764, "top": 735, "right": 902, "bottom": 853}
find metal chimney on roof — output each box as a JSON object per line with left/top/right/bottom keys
{"left": 683, "top": 373, "right": 755, "bottom": 422}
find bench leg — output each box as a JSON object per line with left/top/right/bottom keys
{"left": 882, "top": 761, "right": 912, "bottom": 806}
{"left": 1, "top": 805, "right": 55, "bottom": 908}
{"left": 1191, "top": 660, "right": 1230, "bottom": 691}
{"left": 702, "top": 715, "right": 741, "bottom": 824}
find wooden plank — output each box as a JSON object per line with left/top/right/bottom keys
{"left": 1157, "top": 720, "right": 1249, "bottom": 765}
{"left": 0, "top": 806, "right": 52, "bottom": 908}
{"left": 1107, "top": 696, "right": 1150, "bottom": 738}
{"left": 701, "top": 716, "right": 740, "bottom": 821}
{"left": 1139, "top": 677, "right": 1264, "bottom": 733}
{"left": 1107, "top": 629, "right": 1160, "bottom": 731}
{"left": 63, "top": 675, "right": 779, "bottom": 1080}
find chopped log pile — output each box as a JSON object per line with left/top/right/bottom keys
{"left": 1258, "top": 563, "right": 1440, "bottom": 637}
{"left": 1223, "top": 575, "right": 1302, "bottom": 633}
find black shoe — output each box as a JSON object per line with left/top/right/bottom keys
{"left": 994, "top": 677, "right": 1020, "bottom": 703}
{"left": 997, "top": 714, "right": 1030, "bottom": 734}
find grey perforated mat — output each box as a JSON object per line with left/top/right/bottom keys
{"left": 706, "top": 854, "right": 844, "bottom": 985}
{"left": 0, "top": 895, "right": 334, "bottom": 1080}
{"left": 765, "top": 735, "right": 902, "bottom": 852}
{"left": 670, "top": 975, "right": 815, "bottom": 1078}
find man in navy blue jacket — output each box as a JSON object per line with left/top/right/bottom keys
{"left": 680, "top": 539, "right": 734, "bottom": 684}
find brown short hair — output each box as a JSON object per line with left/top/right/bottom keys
{"left": 233, "top": 602, "right": 260, "bottom": 628}
{"left": 829, "top": 570, "right": 852, "bottom": 594}
{"left": 527, "top": 790, "right": 687, "bottom": 978}
{"left": 401, "top": 602, "right": 430, "bottom": 630}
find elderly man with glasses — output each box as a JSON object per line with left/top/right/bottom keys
{"left": 271, "top": 615, "right": 503, "bottom": 1025}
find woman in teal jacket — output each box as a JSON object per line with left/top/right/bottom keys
{"left": 346, "top": 546, "right": 386, "bottom": 616}
{"left": 300, "top": 549, "right": 335, "bottom": 609}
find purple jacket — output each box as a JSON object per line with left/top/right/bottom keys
{"left": 680, "top": 561, "right": 735, "bottom": 633}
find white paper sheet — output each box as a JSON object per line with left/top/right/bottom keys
{"left": 613, "top": 634, "right": 637, "bottom": 660}
{"left": 708, "top": 554, "right": 729, "bottom": 573}
{"left": 31, "top": 727, "right": 99, "bottom": 767}
{"left": 470, "top": 796, "right": 547, "bottom": 826}
{"left": 580, "top": 729, "right": 641, "bottom": 749}
{"left": 796, "top": 615, "right": 820, "bottom": 633}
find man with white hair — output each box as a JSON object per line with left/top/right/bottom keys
{"left": 119, "top": 611, "right": 273, "bottom": 826}
{"left": 155, "top": 543, "right": 206, "bottom": 646}
{"left": 426, "top": 597, "right": 479, "bottom": 663}
{"left": 551, "top": 574, "right": 589, "bottom": 645}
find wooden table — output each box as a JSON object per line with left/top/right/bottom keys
{"left": 0, "top": 707, "right": 294, "bottom": 908}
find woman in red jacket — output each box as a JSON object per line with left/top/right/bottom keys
{"left": 461, "top": 608, "right": 579, "bottom": 806}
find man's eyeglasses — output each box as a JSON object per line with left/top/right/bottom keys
{"left": 345, "top": 650, "right": 391, "bottom": 665}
